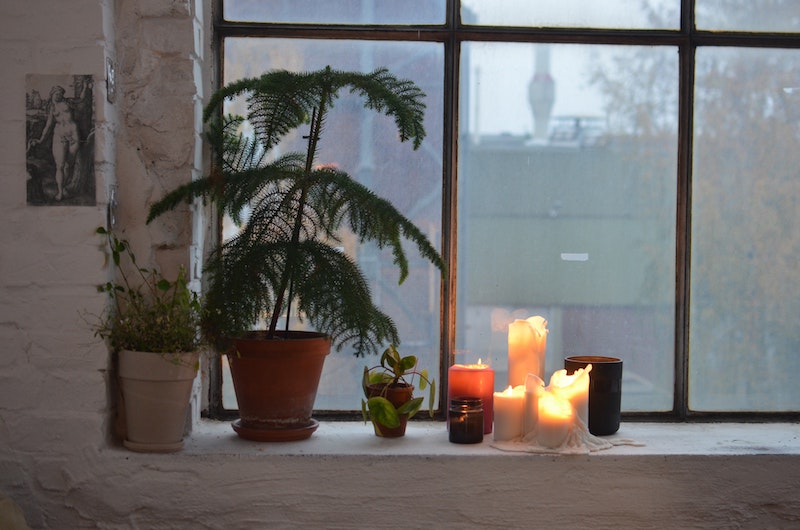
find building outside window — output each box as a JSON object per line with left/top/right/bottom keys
{"left": 212, "top": 0, "right": 800, "bottom": 419}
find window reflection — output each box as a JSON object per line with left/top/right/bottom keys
{"left": 690, "top": 47, "right": 800, "bottom": 411}
{"left": 696, "top": 0, "right": 800, "bottom": 32}
{"left": 224, "top": 0, "right": 445, "bottom": 25}
{"left": 458, "top": 43, "right": 678, "bottom": 411}
{"left": 221, "top": 38, "right": 444, "bottom": 410}
{"left": 461, "top": 0, "right": 677, "bottom": 29}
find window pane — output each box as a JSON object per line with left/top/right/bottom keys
{"left": 696, "top": 0, "right": 800, "bottom": 32}
{"left": 224, "top": 0, "right": 445, "bottom": 24}
{"left": 461, "top": 0, "right": 678, "bottom": 29}
{"left": 458, "top": 43, "right": 678, "bottom": 411}
{"left": 221, "top": 38, "right": 444, "bottom": 410}
{"left": 690, "top": 47, "right": 800, "bottom": 411}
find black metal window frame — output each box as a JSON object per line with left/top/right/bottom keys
{"left": 207, "top": 0, "right": 800, "bottom": 422}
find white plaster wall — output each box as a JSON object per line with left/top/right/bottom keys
{"left": 0, "top": 0, "right": 204, "bottom": 526}
{"left": 0, "top": 1, "right": 116, "bottom": 528}
{"left": 1, "top": 1, "right": 800, "bottom": 528}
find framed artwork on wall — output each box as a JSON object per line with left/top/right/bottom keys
{"left": 25, "top": 74, "right": 96, "bottom": 206}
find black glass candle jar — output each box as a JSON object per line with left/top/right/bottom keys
{"left": 448, "top": 397, "right": 484, "bottom": 444}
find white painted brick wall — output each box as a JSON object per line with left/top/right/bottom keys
{"left": 0, "top": 0, "right": 201, "bottom": 525}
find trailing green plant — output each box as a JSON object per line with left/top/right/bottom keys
{"left": 361, "top": 344, "right": 436, "bottom": 429}
{"left": 93, "top": 226, "right": 202, "bottom": 354}
{"left": 146, "top": 66, "right": 446, "bottom": 356}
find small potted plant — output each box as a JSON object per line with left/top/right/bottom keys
{"left": 361, "top": 344, "right": 436, "bottom": 437}
{"left": 93, "top": 226, "right": 202, "bottom": 452}
{"left": 146, "top": 66, "right": 446, "bottom": 441}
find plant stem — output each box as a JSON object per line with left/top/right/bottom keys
{"left": 267, "top": 85, "right": 329, "bottom": 337}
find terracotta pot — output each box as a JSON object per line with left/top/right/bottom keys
{"left": 118, "top": 349, "right": 199, "bottom": 453}
{"left": 366, "top": 383, "right": 414, "bottom": 437}
{"left": 228, "top": 330, "right": 331, "bottom": 442}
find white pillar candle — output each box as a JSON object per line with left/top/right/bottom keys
{"left": 523, "top": 373, "right": 545, "bottom": 437}
{"left": 549, "top": 365, "right": 592, "bottom": 427}
{"left": 507, "top": 316, "right": 548, "bottom": 387}
{"left": 537, "top": 391, "right": 574, "bottom": 449}
{"left": 493, "top": 385, "right": 525, "bottom": 441}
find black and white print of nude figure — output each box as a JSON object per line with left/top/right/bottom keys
{"left": 26, "top": 74, "right": 95, "bottom": 206}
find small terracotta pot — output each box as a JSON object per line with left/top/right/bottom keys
{"left": 228, "top": 330, "right": 331, "bottom": 442}
{"left": 365, "top": 383, "right": 414, "bottom": 437}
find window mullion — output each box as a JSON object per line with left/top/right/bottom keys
{"left": 674, "top": 16, "right": 695, "bottom": 420}
{"left": 440, "top": 0, "right": 459, "bottom": 410}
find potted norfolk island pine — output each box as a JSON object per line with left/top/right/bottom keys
{"left": 146, "top": 66, "right": 446, "bottom": 441}
{"left": 94, "top": 226, "right": 202, "bottom": 453}
{"left": 362, "top": 345, "right": 435, "bottom": 437}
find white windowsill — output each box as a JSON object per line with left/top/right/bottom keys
{"left": 182, "top": 420, "right": 800, "bottom": 456}
{"left": 106, "top": 420, "right": 800, "bottom": 527}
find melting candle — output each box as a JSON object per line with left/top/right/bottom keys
{"left": 549, "top": 365, "right": 591, "bottom": 427}
{"left": 493, "top": 385, "right": 525, "bottom": 441}
{"left": 523, "top": 373, "right": 545, "bottom": 437}
{"left": 507, "top": 316, "right": 548, "bottom": 387}
{"left": 537, "top": 391, "right": 574, "bottom": 449}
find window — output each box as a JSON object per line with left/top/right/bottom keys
{"left": 218, "top": 36, "right": 443, "bottom": 411}
{"left": 212, "top": 0, "right": 800, "bottom": 419}
{"left": 690, "top": 45, "right": 800, "bottom": 412}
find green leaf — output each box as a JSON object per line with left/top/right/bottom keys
{"left": 381, "top": 345, "right": 401, "bottom": 371}
{"left": 156, "top": 279, "right": 171, "bottom": 291}
{"left": 367, "top": 396, "right": 400, "bottom": 428}
{"left": 361, "top": 366, "right": 370, "bottom": 396}
{"left": 428, "top": 379, "right": 436, "bottom": 417}
{"left": 397, "top": 396, "right": 423, "bottom": 419}
{"left": 368, "top": 372, "right": 392, "bottom": 385}
{"left": 361, "top": 399, "right": 369, "bottom": 423}
{"left": 398, "top": 355, "right": 417, "bottom": 373}
{"left": 418, "top": 369, "right": 429, "bottom": 390}
{"left": 384, "top": 356, "right": 398, "bottom": 373}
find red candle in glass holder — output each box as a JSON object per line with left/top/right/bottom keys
{"left": 448, "top": 362, "right": 495, "bottom": 434}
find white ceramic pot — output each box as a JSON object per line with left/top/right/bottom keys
{"left": 118, "top": 349, "right": 199, "bottom": 453}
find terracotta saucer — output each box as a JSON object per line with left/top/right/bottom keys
{"left": 232, "top": 419, "right": 320, "bottom": 442}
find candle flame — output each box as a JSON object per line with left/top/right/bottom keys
{"left": 452, "top": 362, "right": 491, "bottom": 370}
{"left": 539, "top": 392, "right": 573, "bottom": 419}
